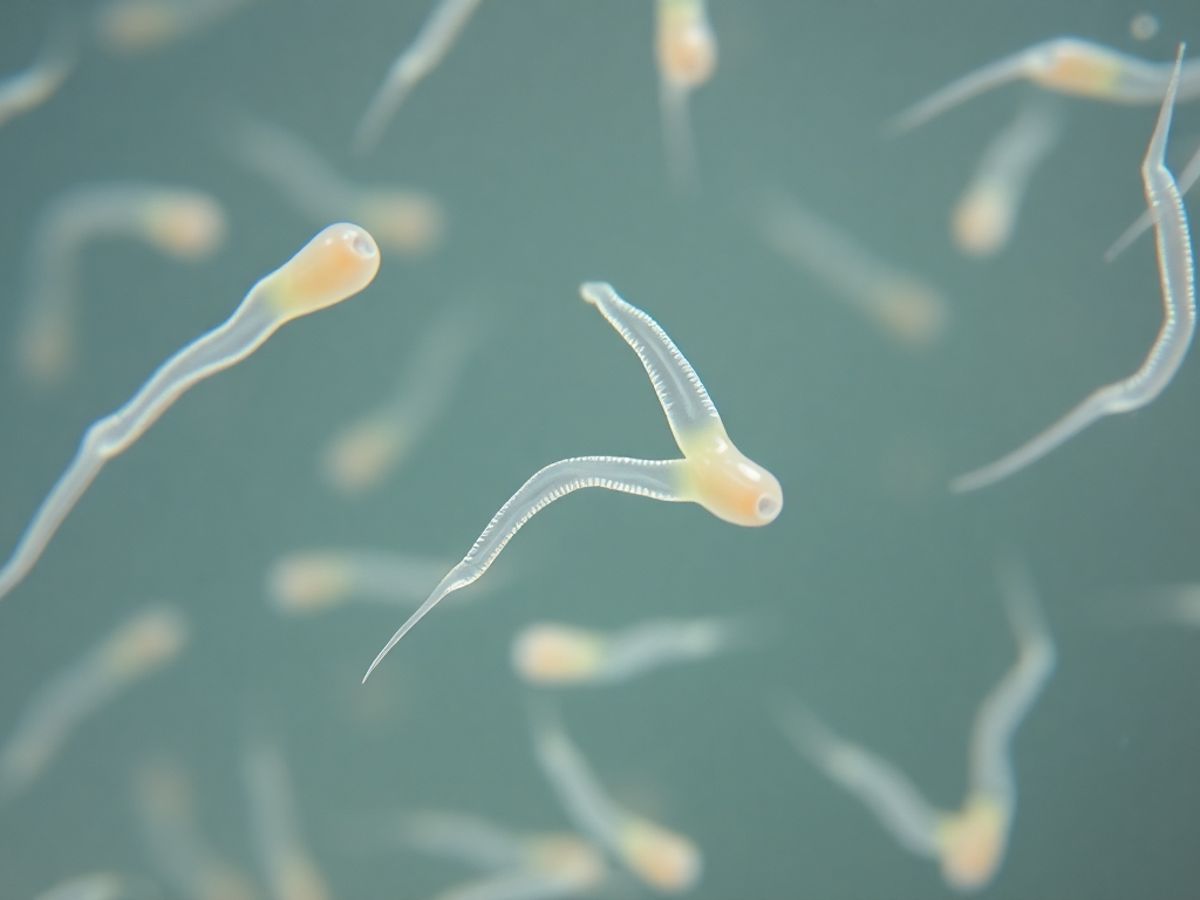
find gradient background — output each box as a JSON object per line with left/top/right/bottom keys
{"left": 1, "top": 1, "right": 1199, "bottom": 897}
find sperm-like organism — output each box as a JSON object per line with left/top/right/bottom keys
{"left": 320, "top": 304, "right": 479, "bottom": 494}
{"left": 354, "top": 0, "right": 485, "bottom": 154}
{"left": 759, "top": 195, "right": 949, "bottom": 347}
{"left": 512, "top": 616, "right": 757, "bottom": 687}
{"left": 15, "top": 183, "right": 226, "bottom": 385}
{"left": 889, "top": 37, "right": 1200, "bottom": 134}
{"left": 242, "top": 737, "right": 330, "bottom": 900}
{"left": 229, "top": 116, "right": 443, "bottom": 255}
{"left": 134, "top": 757, "right": 261, "bottom": 900}
{"left": 267, "top": 549, "right": 457, "bottom": 617}
{"left": 0, "top": 24, "right": 74, "bottom": 129}
{"left": 951, "top": 46, "right": 1195, "bottom": 493}
{"left": 364, "top": 810, "right": 606, "bottom": 900}
{"left": 951, "top": 98, "right": 1063, "bottom": 258}
{"left": 655, "top": 0, "right": 718, "bottom": 191}
{"left": 362, "top": 281, "right": 782, "bottom": 680}
{"left": 1, "top": 606, "right": 187, "bottom": 799}
{"left": 0, "top": 224, "right": 381, "bottom": 602}
{"left": 778, "top": 560, "right": 1055, "bottom": 892}
{"left": 532, "top": 710, "right": 701, "bottom": 894}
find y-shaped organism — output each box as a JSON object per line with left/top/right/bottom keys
{"left": 758, "top": 195, "right": 949, "bottom": 348}
{"left": 778, "top": 561, "right": 1055, "bottom": 892}
{"left": 889, "top": 37, "right": 1200, "bottom": 134}
{"left": 363, "top": 810, "right": 607, "bottom": 900}
{"left": 951, "top": 46, "right": 1195, "bottom": 493}
{"left": 242, "top": 736, "right": 331, "bottom": 900}
{"left": 354, "top": 0, "right": 485, "bottom": 154}
{"left": 512, "top": 615, "right": 757, "bottom": 688}
{"left": 1107, "top": 141, "right": 1200, "bottom": 262}
{"left": 532, "top": 710, "right": 701, "bottom": 894}
{"left": 0, "top": 223, "right": 381, "bottom": 602}
{"left": 362, "top": 281, "right": 783, "bottom": 680}
{"left": 0, "top": 606, "right": 187, "bottom": 800}
{"left": 229, "top": 116, "right": 443, "bottom": 255}
{"left": 15, "top": 183, "right": 227, "bottom": 385}
{"left": 951, "top": 98, "right": 1063, "bottom": 258}
{"left": 94, "top": 0, "right": 253, "bottom": 56}
{"left": 320, "top": 304, "right": 480, "bottom": 494}
{"left": 134, "top": 757, "right": 261, "bottom": 900}
{"left": 655, "top": 0, "right": 718, "bottom": 191}
{"left": 267, "top": 549, "right": 459, "bottom": 617}
{"left": 0, "top": 24, "right": 74, "bottom": 129}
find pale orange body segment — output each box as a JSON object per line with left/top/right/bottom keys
{"left": 268, "top": 225, "right": 381, "bottom": 318}
{"left": 677, "top": 424, "right": 784, "bottom": 527}
{"left": 656, "top": 1, "right": 717, "bottom": 88}
{"left": 1033, "top": 44, "right": 1124, "bottom": 96}
{"left": 620, "top": 818, "right": 702, "bottom": 894}
{"left": 512, "top": 625, "right": 606, "bottom": 683}
{"left": 937, "top": 795, "right": 1007, "bottom": 892}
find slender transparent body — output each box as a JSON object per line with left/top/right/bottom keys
{"left": 134, "top": 757, "right": 261, "bottom": 900}
{"left": 230, "top": 116, "right": 443, "bottom": 255}
{"left": 242, "top": 738, "right": 331, "bottom": 900}
{"left": 1107, "top": 141, "right": 1200, "bottom": 262}
{"left": 321, "top": 304, "right": 481, "bottom": 493}
{"left": 759, "top": 195, "right": 949, "bottom": 347}
{"left": 0, "top": 223, "right": 381, "bottom": 602}
{"left": 354, "top": 0, "right": 486, "bottom": 153}
{"left": 0, "top": 25, "right": 74, "bottom": 128}
{"left": 362, "top": 282, "right": 782, "bottom": 680}
{"left": 889, "top": 37, "right": 1200, "bottom": 134}
{"left": 95, "top": 0, "right": 253, "bottom": 55}
{"left": 778, "top": 561, "right": 1056, "bottom": 892}
{"left": 655, "top": 0, "right": 718, "bottom": 191}
{"left": 0, "top": 606, "right": 187, "bottom": 799}
{"left": 512, "top": 616, "right": 755, "bottom": 687}
{"left": 952, "top": 48, "right": 1195, "bottom": 492}
{"left": 364, "top": 811, "right": 606, "bottom": 900}
{"left": 267, "top": 549, "right": 458, "bottom": 616}
{"left": 16, "top": 183, "right": 227, "bottom": 385}
{"left": 531, "top": 712, "right": 701, "bottom": 894}
{"left": 952, "top": 98, "right": 1063, "bottom": 258}
{"left": 32, "top": 874, "right": 138, "bottom": 900}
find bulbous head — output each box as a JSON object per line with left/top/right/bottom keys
{"left": 146, "top": 192, "right": 227, "bottom": 260}
{"left": 622, "top": 818, "right": 702, "bottom": 894}
{"left": 680, "top": 430, "right": 783, "bottom": 527}
{"left": 656, "top": 4, "right": 718, "bottom": 88}
{"left": 937, "top": 795, "right": 1007, "bottom": 892}
{"left": 266, "top": 223, "right": 380, "bottom": 320}
{"left": 359, "top": 191, "right": 444, "bottom": 256}
{"left": 96, "top": 0, "right": 176, "bottom": 54}
{"left": 512, "top": 624, "right": 605, "bottom": 684}
{"left": 1032, "top": 39, "right": 1123, "bottom": 96}
{"left": 107, "top": 607, "right": 188, "bottom": 676}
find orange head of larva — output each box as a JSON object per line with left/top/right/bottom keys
{"left": 266, "top": 223, "right": 381, "bottom": 320}
{"left": 146, "top": 193, "right": 227, "bottom": 260}
{"left": 951, "top": 185, "right": 1012, "bottom": 259}
{"left": 512, "top": 624, "right": 605, "bottom": 684}
{"left": 107, "top": 607, "right": 188, "bottom": 677}
{"left": 358, "top": 190, "right": 445, "bottom": 256}
{"left": 1033, "top": 39, "right": 1123, "bottom": 97}
{"left": 529, "top": 835, "right": 607, "bottom": 889}
{"left": 268, "top": 554, "right": 353, "bottom": 614}
{"left": 937, "top": 796, "right": 1007, "bottom": 892}
{"left": 621, "top": 818, "right": 702, "bottom": 894}
{"left": 681, "top": 430, "right": 783, "bottom": 527}
{"left": 657, "top": 5, "right": 718, "bottom": 88}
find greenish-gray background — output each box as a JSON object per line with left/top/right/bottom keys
{"left": 1, "top": 1, "right": 1199, "bottom": 897}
